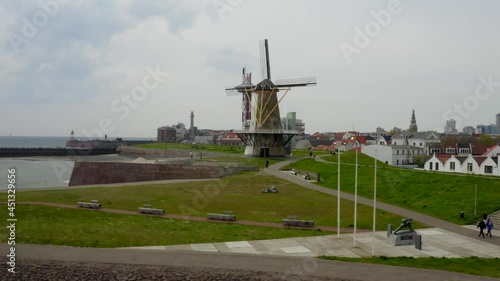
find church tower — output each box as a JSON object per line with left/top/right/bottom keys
{"left": 409, "top": 109, "right": 418, "bottom": 132}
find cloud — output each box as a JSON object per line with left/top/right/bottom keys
{"left": 1, "top": 0, "right": 500, "bottom": 137}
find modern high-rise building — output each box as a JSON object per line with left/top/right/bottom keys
{"left": 281, "top": 112, "right": 305, "bottom": 149}
{"left": 496, "top": 113, "right": 500, "bottom": 135}
{"left": 444, "top": 119, "right": 457, "bottom": 134}
{"left": 462, "top": 126, "right": 475, "bottom": 135}
{"left": 476, "top": 124, "right": 496, "bottom": 135}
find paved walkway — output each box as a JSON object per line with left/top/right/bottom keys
{"left": 266, "top": 159, "right": 500, "bottom": 247}
{"left": 120, "top": 227, "right": 500, "bottom": 259}
{"left": 2, "top": 243, "right": 498, "bottom": 281}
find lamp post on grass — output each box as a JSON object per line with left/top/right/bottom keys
{"left": 372, "top": 149, "right": 377, "bottom": 256}
{"left": 337, "top": 149, "right": 340, "bottom": 239}
{"left": 474, "top": 184, "right": 477, "bottom": 218}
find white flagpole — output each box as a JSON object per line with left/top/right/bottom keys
{"left": 354, "top": 148, "right": 358, "bottom": 247}
{"left": 372, "top": 150, "right": 377, "bottom": 256}
{"left": 337, "top": 150, "right": 341, "bottom": 239}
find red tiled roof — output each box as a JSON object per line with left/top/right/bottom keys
{"left": 222, "top": 132, "right": 239, "bottom": 139}
{"left": 334, "top": 133, "right": 344, "bottom": 140}
{"left": 437, "top": 155, "right": 452, "bottom": 164}
{"left": 482, "top": 145, "right": 499, "bottom": 156}
{"left": 473, "top": 156, "right": 488, "bottom": 166}
{"left": 311, "top": 133, "right": 329, "bottom": 139}
{"left": 471, "top": 144, "right": 491, "bottom": 155}
{"left": 354, "top": 136, "right": 367, "bottom": 144}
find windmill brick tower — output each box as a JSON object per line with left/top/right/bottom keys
{"left": 226, "top": 39, "right": 316, "bottom": 157}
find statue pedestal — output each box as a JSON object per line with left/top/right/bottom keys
{"left": 388, "top": 231, "right": 417, "bottom": 246}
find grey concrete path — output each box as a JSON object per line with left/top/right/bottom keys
{"left": 122, "top": 227, "right": 500, "bottom": 259}
{"left": 1, "top": 244, "right": 498, "bottom": 281}
{"left": 265, "top": 159, "right": 500, "bottom": 247}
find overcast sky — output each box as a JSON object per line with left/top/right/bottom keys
{"left": 1, "top": 0, "right": 499, "bottom": 138}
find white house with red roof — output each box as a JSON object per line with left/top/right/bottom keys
{"left": 425, "top": 147, "right": 499, "bottom": 176}
{"left": 478, "top": 156, "right": 498, "bottom": 175}
{"left": 483, "top": 144, "right": 500, "bottom": 157}
{"left": 219, "top": 131, "right": 243, "bottom": 146}
{"left": 445, "top": 155, "right": 463, "bottom": 173}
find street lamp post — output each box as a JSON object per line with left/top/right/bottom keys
{"left": 474, "top": 184, "right": 477, "bottom": 217}
{"left": 337, "top": 150, "right": 340, "bottom": 239}
{"left": 372, "top": 150, "right": 377, "bottom": 256}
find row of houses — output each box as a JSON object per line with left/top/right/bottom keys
{"left": 311, "top": 130, "right": 500, "bottom": 176}
{"left": 424, "top": 145, "right": 500, "bottom": 176}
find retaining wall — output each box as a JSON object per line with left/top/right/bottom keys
{"left": 69, "top": 162, "right": 257, "bottom": 186}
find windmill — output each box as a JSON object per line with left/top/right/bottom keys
{"left": 225, "top": 39, "right": 316, "bottom": 157}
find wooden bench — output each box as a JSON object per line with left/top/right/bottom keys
{"left": 207, "top": 213, "right": 236, "bottom": 221}
{"left": 283, "top": 219, "right": 315, "bottom": 227}
{"left": 138, "top": 207, "right": 165, "bottom": 215}
{"left": 77, "top": 202, "right": 101, "bottom": 209}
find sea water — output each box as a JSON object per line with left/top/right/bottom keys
{"left": 0, "top": 158, "right": 74, "bottom": 190}
{"left": 0, "top": 136, "right": 153, "bottom": 190}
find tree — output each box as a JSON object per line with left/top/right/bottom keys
{"left": 477, "top": 135, "right": 494, "bottom": 146}
{"left": 412, "top": 155, "right": 430, "bottom": 168}
{"left": 442, "top": 135, "right": 475, "bottom": 146}
{"left": 388, "top": 127, "right": 400, "bottom": 136}
{"left": 442, "top": 135, "right": 458, "bottom": 146}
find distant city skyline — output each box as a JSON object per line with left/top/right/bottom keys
{"left": 1, "top": 1, "right": 500, "bottom": 137}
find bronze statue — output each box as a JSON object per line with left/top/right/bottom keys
{"left": 394, "top": 217, "right": 414, "bottom": 234}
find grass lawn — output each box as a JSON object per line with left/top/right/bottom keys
{"left": 0, "top": 204, "right": 331, "bottom": 248}
{"left": 284, "top": 152, "right": 500, "bottom": 225}
{"left": 2, "top": 172, "right": 426, "bottom": 231}
{"left": 319, "top": 256, "right": 500, "bottom": 278}
{"left": 135, "top": 142, "right": 329, "bottom": 157}
{"left": 136, "top": 142, "right": 245, "bottom": 154}
{"left": 292, "top": 149, "right": 331, "bottom": 158}
{"left": 196, "top": 155, "right": 282, "bottom": 169}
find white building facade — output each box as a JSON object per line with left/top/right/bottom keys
{"left": 362, "top": 144, "right": 424, "bottom": 166}
{"left": 391, "top": 131, "right": 441, "bottom": 154}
